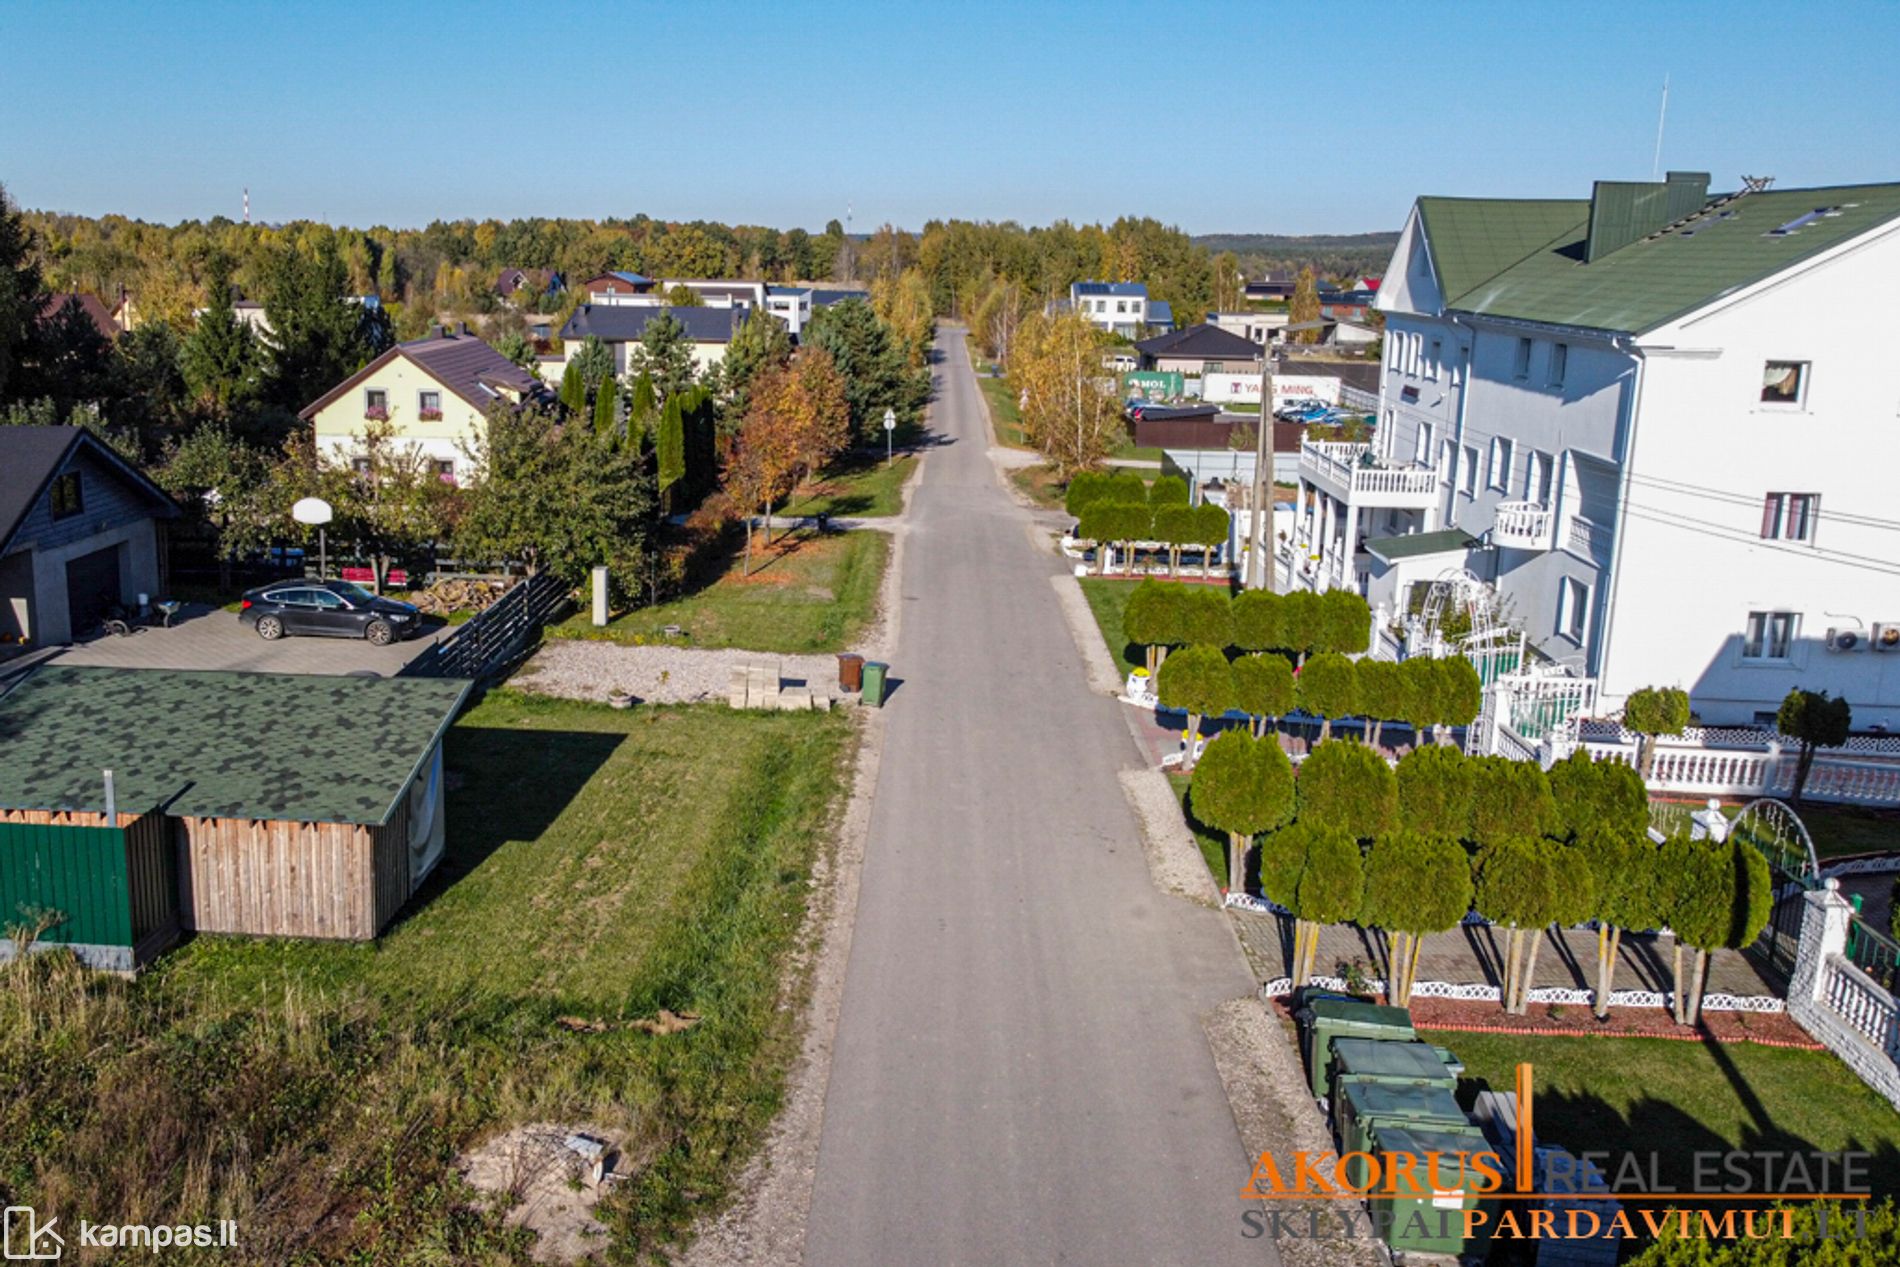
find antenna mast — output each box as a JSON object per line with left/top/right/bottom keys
{"left": 243, "top": 187, "right": 250, "bottom": 224}
{"left": 1650, "top": 75, "right": 1669, "bottom": 181}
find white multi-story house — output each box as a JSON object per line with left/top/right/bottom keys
{"left": 1068, "top": 281, "right": 1173, "bottom": 338}
{"left": 1285, "top": 171, "right": 1900, "bottom": 726}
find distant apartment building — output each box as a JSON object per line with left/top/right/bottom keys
{"left": 1284, "top": 171, "right": 1900, "bottom": 725}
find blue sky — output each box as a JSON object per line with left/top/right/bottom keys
{"left": 4, "top": 0, "right": 1898, "bottom": 236}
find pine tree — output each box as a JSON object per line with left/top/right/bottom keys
{"left": 182, "top": 256, "right": 261, "bottom": 413}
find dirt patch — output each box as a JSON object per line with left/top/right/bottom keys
{"left": 1264, "top": 993, "right": 1821, "bottom": 1049}
{"left": 461, "top": 1122, "right": 638, "bottom": 1263}
{"left": 1120, "top": 767, "right": 1221, "bottom": 907}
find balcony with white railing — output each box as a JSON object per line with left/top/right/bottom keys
{"left": 1492, "top": 500, "right": 1553, "bottom": 550}
{"left": 1298, "top": 441, "right": 1439, "bottom": 508}
{"left": 1566, "top": 516, "right": 1613, "bottom": 561}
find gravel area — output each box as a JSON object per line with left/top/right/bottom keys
{"left": 1120, "top": 767, "right": 1222, "bottom": 908}
{"left": 513, "top": 641, "right": 852, "bottom": 705}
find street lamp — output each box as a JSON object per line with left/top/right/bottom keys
{"left": 292, "top": 496, "right": 333, "bottom": 580}
{"left": 883, "top": 407, "right": 897, "bottom": 468}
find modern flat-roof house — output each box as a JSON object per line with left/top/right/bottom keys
{"left": 300, "top": 327, "right": 547, "bottom": 480}
{"left": 764, "top": 285, "right": 871, "bottom": 339}
{"left": 549, "top": 304, "right": 749, "bottom": 380}
{"left": 1134, "top": 323, "right": 1263, "bottom": 375}
{"left": 1069, "top": 281, "right": 1174, "bottom": 338}
{"left": 1287, "top": 171, "right": 1900, "bottom": 725}
{"left": 1208, "top": 310, "right": 1289, "bottom": 346}
{"left": 0, "top": 426, "right": 178, "bottom": 648}
{"left": 0, "top": 666, "right": 469, "bottom": 967}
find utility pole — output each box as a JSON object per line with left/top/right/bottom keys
{"left": 1247, "top": 340, "right": 1276, "bottom": 591}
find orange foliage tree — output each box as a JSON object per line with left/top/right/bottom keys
{"left": 722, "top": 348, "right": 851, "bottom": 575}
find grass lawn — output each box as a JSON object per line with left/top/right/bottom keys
{"left": 1428, "top": 1028, "right": 1900, "bottom": 1198}
{"left": 1656, "top": 798, "right": 1900, "bottom": 860}
{"left": 0, "top": 692, "right": 855, "bottom": 1259}
{"left": 1169, "top": 771, "right": 1228, "bottom": 883}
{"left": 1078, "top": 575, "right": 1141, "bottom": 677}
{"left": 1009, "top": 462, "right": 1067, "bottom": 510}
{"left": 782, "top": 451, "right": 917, "bottom": 519}
{"left": 974, "top": 363, "right": 1028, "bottom": 448}
{"left": 1110, "top": 442, "right": 1165, "bottom": 463}
{"left": 548, "top": 525, "right": 888, "bottom": 654}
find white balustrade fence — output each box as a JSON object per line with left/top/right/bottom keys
{"left": 1578, "top": 739, "right": 1900, "bottom": 807}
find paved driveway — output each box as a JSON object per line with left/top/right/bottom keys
{"left": 804, "top": 330, "right": 1269, "bottom": 1264}
{"left": 50, "top": 602, "right": 446, "bottom": 676}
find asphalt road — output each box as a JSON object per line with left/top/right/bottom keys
{"left": 804, "top": 330, "right": 1270, "bottom": 1265}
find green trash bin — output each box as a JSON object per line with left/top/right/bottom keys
{"left": 1429, "top": 1044, "right": 1465, "bottom": 1080}
{"left": 861, "top": 661, "right": 889, "bottom": 708}
{"left": 1334, "top": 1080, "right": 1468, "bottom": 1160}
{"left": 1301, "top": 998, "right": 1416, "bottom": 1099}
{"left": 1329, "top": 1038, "right": 1458, "bottom": 1103}
{"left": 1363, "top": 1122, "right": 1498, "bottom": 1257}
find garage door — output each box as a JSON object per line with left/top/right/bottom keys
{"left": 65, "top": 544, "right": 123, "bottom": 635}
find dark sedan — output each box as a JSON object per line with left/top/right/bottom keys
{"left": 238, "top": 580, "right": 422, "bottom": 645}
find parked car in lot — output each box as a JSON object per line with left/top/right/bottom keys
{"left": 238, "top": 580, "right": 422, "bottom": 645}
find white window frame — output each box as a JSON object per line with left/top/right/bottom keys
{"left": 1439, "top": 439, "right": 1456, "bottom": 484}
{"left": 1487, "top": 437, "right": 1513, "bottom": 491}
{"left": 1761, "top": 492, "right": 1820, "bottom": 543}
{"left": 1513, "top": 337, "right": 1533, "bottom": 381}
{"left": 1427, "top": 339, "right": 1441, "bottom": 382}
{"left": 364, "top": 387, "right": 388, "bottom": 413}
{"left": 418, "top": 389, "right": 442, "bottom": 415}
{"left": 1742, "top": 610, "right": 1799, "bottom": 662}
{"left": 1761, "top": 360, "right": 1809, "bottom": 408}
{"left": 1524, "top": 450, "right": 1552, "bottom": 504}
{"left": 1461, "top": 445, "right": 1480, "bottom": 496}
{"left": 1414, "top": 422, "right": 1433, "bottom": 466}
{"left": 1559, "top": 577, "right": 1589, "bottom": 645}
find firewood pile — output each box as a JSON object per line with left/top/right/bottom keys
{"left": 409, "top": 577, "right": 508, "bottom": 615}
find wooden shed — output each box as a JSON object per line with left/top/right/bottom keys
{"left": 0, "top": 665, "right": 469, "bottom": 964}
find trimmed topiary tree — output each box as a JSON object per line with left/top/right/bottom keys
{"left": 1148, "top": 474, "right": 1189, "bottom": 507}
{"left": 1474, "top": 836, "right": 1564, "bottom": 1014}
{"left": 1190, "top": 729, "right": 1295, "bottom": 895}
{"left": 1468, "top": 754, "right": 1557, "bottom": 844}
{"left": 1778, "top": 687, "right": 1853, "bottom": 806}
{"left": 1277, "top": 589, "right": 1324, "bottom": 666}
{"left": 1122, "top": 579, "right": 1176, "bottom": 675}
{"left": 1354, "top": 659, "right": 1404, "bottom": 749}
{"left": 1232, "top": 653, "right": 1296, "bottom": 741}
{"left": 1319, "top": 588, "right": 1371, "bottom": 656}
{"left": 1662, "top": 833, "right": 1772, "bottom": 1026}
{"left": 1191, "top": 502, "right": 1230, "bottom": 574}
{"left": 1297, "top": 651, "right": 1359, "bottom": 743}
{"left": 1177, "top": 584, "right": 1234, "bottom": 650}
{"left": 1439, "top": 656, "right": 1483, "bottom": 735}
{"left": 1111, "top": 502, "right": 1153, "bottom": 575}
{"left": 1395, "top": 743, "right": 1474, "bottom": 840}
{"left": 1065, "top": 470, "right": 1112, "bottom": 517}
{"left": 1155, "top": 644, "right": 1234, "bottom": 767}
{"left": 1624, "top": 685, "right": 1691, "bottom": 780}
{"left": 1547, "top": 747, "right": 1649, "bottom": 842}
{"left": 1296, "top": 739, "right": 1397, "bottom": 840}
{"left": 1231, "top": 589, "right": 1281, "bottom": 652}
{"left": 1259, "top": 821, "right": 1365, "bottom": 986}
{"left": 1575, "top": 824, "right": 1665, "bottom": 1018}
{"left": 1361, "top": 830, "right": 1475, "bottom": 1005}
{"left": 1152, "top": 505, "right": 1195, "bottom": 577}
{"left": 1398, "top": 656, "right": 1443, "bottom": 747}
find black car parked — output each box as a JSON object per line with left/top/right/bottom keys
{"left": 238, "top": 580, "right": 422, "bottom": 645}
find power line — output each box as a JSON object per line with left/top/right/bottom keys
{"left": 1616, "top": 470, "right": 1900, "bottom": 534}
{"left": 1615, "top": 502, "right": 1900, "bottom": 580}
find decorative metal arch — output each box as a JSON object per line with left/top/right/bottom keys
{"left": 1729, "top": 797, "right": 1821, "bottom": 882}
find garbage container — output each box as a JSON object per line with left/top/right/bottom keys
{"left": 836, "top": 653, "right": 865, "bottom": 693}
{"left": 1299, "top": 998, "right": 1417, "bottom": 1100}
{"left": 1334, "top": 1080, "right": 1467, "bottom": 1160}
{"left": 1328, "top": 1038, "right": 1458, "bottom": 1104}
{"left": 1364, "top": 1122, "right": 1498, "bottom": 1257}
{"left": 861, "top": 661, "right": 889, "bottom": 708}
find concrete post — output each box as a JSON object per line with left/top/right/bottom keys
{"left": 591, "top": 566, "right": 609, "bottom": 627}
{"left": 1690, "top": 798, "right": 1730, "bottom": 842}
{"left": 1789, "top": 879, "right": 1853, "bottom": 1009}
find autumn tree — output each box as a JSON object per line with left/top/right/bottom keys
{"left": 721, "top": 349, "right": 849, "bottom": 573}
{"left": 1011, "top": 309, "right": 1124, "bottom": 477}
{"left": 315, "top": 417, "right": 451, "bottom": 593}
{"left": 1288, "top": 266, "right": 1321, "bottom": 344}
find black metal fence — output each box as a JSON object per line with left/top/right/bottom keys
{"left": 401, "top": 570, "right": 571, "bottom": 682}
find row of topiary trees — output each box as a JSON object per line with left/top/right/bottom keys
{"left": 1067, "top": 473, "right": 1229, "bottom": 576}
{"left": 1188, "top": 737, "right": 1772, "bottom": 1023}
{"left": 1126, "top": 580, "right": 1371, "bottom": 670}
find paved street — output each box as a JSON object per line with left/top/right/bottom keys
{"left": 804, "top": 330, "right": 1269, "bottom": 1265}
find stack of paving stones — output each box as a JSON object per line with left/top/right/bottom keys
{"left": 727, "top": 662, "right": 837, "bottom": 712}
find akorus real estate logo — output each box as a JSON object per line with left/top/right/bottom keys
{"left": 1240, "top": 1062, "right": 1876, "bottom": 1245}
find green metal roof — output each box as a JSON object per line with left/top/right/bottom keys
{"left": 0, "top": 666, "right": 470, "bottom": 824}
{"left": 1367, "top": 528, "right": 1480, "bottom": 562}
{"left": 1418, "top": 182, "right": 1900, "bottom": 334}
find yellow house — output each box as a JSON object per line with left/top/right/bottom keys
{"left": 299, "top": 328, "right": 546, "bottom": 481}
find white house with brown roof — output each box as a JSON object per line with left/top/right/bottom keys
{"left": 299, "top": 328, "right": 546, "bottom": 481}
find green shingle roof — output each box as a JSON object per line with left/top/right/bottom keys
{"left": 1418, "top": 182, "right": 1900, "bottom": 334}
{"left": 0, "top": 667, "right": 470, "bottom": 824}
{"left": 1367, "top": 528, "right": 1480, "bottom": 563}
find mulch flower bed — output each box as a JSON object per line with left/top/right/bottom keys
{"left": 1267, "top": 993, "right": 1823, "bottom": 1050}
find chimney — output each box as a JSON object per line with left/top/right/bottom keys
{"left": 457, "top": 321, "right": 470, "bottom": 337}
{"left": 1584, "top": 171, "right": 1710, "bottom": 262}
{"left": 428, "top": 322, "right": 444, "bottom": 340}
